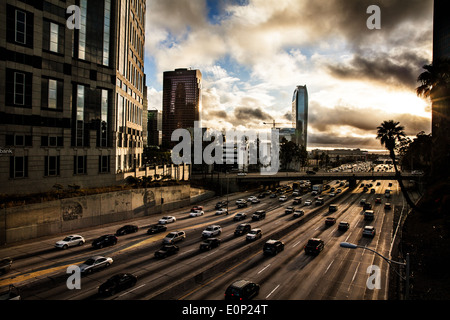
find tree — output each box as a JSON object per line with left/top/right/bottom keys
{"left": 376, "top": 120, "right": 420, "bottom": 211}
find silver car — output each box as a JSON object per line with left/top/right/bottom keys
{"left": 55, "top": 235, "right": 85, "bottom": 249}
{"left": 79, "top": 256, "right": 113, "bottom": 273}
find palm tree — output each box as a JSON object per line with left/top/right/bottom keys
{"left": 416, "top": 58, "right": 450, "bottom": 99}
{"left": 376, "top": 120, "right": 420, "bottom": 211}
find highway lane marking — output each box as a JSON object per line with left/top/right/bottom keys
{"left": 265, "top": 284, "right": 280, "bottom": 299}
{"left": 348, "top": 262, "right": 361, "bottom": 291}
{"left": 292, "top": 240, "right": 302, "bottom": 248}
{"left": 118, "top": 284, "right": 146, "bottom": 297}
{"left": 325, "top": 260, "right": 334, "bottom": 274}
{"left": 257, "top": 264, "right": 271, "bottom": 274}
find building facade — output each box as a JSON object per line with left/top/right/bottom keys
{"left": 0, "top": 0, "right": 146, "bottom": 195}
{"left": 147, "top": 109, "right": 162, "bottom": 147}
{"left": 292, "top": 85, "right": 308, "bottom": 148}
{"left": 162, "top": 68, "right": 202, "bottom": 148}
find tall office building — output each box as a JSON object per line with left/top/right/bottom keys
{"left": 292, "top": 85, "right": 309, "bottom": 148}
{"left": 162, "top": 68, "right": 202, "bottom": 148}
{"left": 147, "top": 109, "right": 162, "bottom": 146}
{"left": 0, "top": 0, "right": 146, "bottom": 194}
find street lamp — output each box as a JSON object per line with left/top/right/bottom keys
{"left": 340, "top": 242, "right": 410, "bottom": 299}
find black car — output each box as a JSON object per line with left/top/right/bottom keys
{"left": 233, "top": 213, "right": 247, "bottom": 221}
{"left": 147, "top": 224, "right": 167, "bottom": 235}
{"left": 263, "top": 240, "right": 285, "bottom": 256}
{"left": 115, "top": 225, "right": 138, "bottom": 236}
{"left": 155, "top": 245, "right": 179, "bottom": 258}
{"left": 306, "top": 170, "right": 316, "bottom": 174}
{"left": 92, "top": 234, "right": 118, "bottom": 249}
{"left": 304, "top": 238, "right": 324, "bottom": 255}
{"left": 98, "top": 273, "right": 137, "bottom": 296}
{"left": 200, "top": 238, "right": 221, "bottom": 251}
{"left": 234, "top": 223, "right": 251, "bottom": 236}
{"left": 225, "top": 280, "right": 260, "bottom": 300}
{"left": 252, "top": 210, "right": 266, "bottom": 221}
{"left": 215, "top": 200, "right": 228, "bottom": 209}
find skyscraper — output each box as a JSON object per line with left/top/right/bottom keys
{"left": 292, "top": 85, "right": 309, "bottom": 148}
{"left": 0, "top": 0, "right": 146, "bottom": 194}
{"left": 162, "top": 68, "right": 202, "bottom": 148}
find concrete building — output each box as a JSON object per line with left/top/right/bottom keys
{"left": 0, "top": 0, "right": 146, "bottom": 195}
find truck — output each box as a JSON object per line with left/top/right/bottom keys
{"left": 312, "top": 184, "right": 323, "bottom": 194}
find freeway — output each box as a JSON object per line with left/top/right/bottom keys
{"left": 0, "top": 173, "right": 409, "bottom": 300}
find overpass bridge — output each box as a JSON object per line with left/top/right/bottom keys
{"left": 191, "top": 171, "right": 424, "bottom": 193}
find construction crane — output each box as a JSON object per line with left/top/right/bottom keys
{"left": 262, "top": 120, "right": 292, "bottom": 128}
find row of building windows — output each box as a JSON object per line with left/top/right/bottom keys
{"left": 9, "top": 155, "right": 111, "bottom": 179}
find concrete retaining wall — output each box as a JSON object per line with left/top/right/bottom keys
{"left": 1, "top": 184, "right": 191, "bottom": 244}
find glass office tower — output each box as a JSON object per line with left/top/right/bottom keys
{"left": 162, "top": 68, "right": 202, "bottom": 148}
{"left": 292, "top": 85, "right": 309, "bottom": 148}
{"left": 0, "top": 0, "right": 146, "bottom": 195}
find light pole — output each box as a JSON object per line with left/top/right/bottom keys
{"left": 340, "top": 242, "right": 410, "bottom": 299}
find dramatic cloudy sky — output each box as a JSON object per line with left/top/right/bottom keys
{"left": 144, "top": 0, "right": 433, "bottom": 151}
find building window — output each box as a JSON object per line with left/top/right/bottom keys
{"left": 99, "top": 155, "right": 110, "bottom": 173}
{"left": 48, "top": 79, "right": 57, "bottom": 109}
{"left": 100, "top": 89, "right": 108, "bottom": 147}
{"left": 78, "top": 0, "right": 87, "bottom": 60}
{"left": 50, "top": 22, "right": 59, "bottom": 53}
{"left": 76, "top": 85, "right": 85, "bottom": 146}
{"left": 15, "top": 10, "right": 26, "bottom": 44}
{"left": 14, "top": 72, "right": 25, "bottom": 105}
{"left": 41, "top": 136, "right": 63, "bottom": 147}
{"left": 103, "top": 0, "right": 111, "bottom": 66}
{"left": 45, "top": 156, "right": 60, "bottom": 176}
{"left": 74, "top": 156, "right": 87, "bottom": 175}
{"left": 41, "top": 78, "right": 63, "bottom": 110}
{"left": 10, "top": 156, "right": 28, "bottom": 179}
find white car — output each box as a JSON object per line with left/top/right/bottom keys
{"left": 79, "top": 256, "right": 113, "bottom": 273}
{"left": 55, "top": 235, "right": 85, "bottom": 249}
{"left": 237, "top": 172, "right": 247, "bottom": 176}
{"left": 247, "top": 196, "right": 257, "bottom": 202}
{"left": 190, "top": 210, "right": 204, "bottom": 217}
{"left": 304, "top": 200, "right": 312, "bottom": 206}
{"left": 279, "top": 195, "right": 287, "bottom": 202}
{"left": 246, "top": 228, "right": 262, "bottom": 241}
{"left": 215, "top": 208, "right": 228, "bottom": 215}
{"left": 202, "top": 225, "right": 222, "bottom": 238}
{"left": 159, "top": 216, "right": 176, "bottom": 224}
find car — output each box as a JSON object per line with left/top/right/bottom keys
{"left": 384, "top": 203, "right": 392, "bottom": 210}
{"left": 360, "top": 199, "right": 366, "bottom": 205}
{"left": 263, "top": 240, "right": 285, "bottom": 255}
{"left": 55, "top": 235, "right": 85, "bottom": 249}
{"left": 329, "top": 192, "right": 336, "bottom": 197}
{"left": 158, "top": 216, "right": 176, "bottom": 224}
{"left": 251, "top": 198, "right": 260, "bottom": 204}
{"left": 154, "top": 244, "right": 179, "bottom": 258}
{"left": 190, "top": 210, "right": 204, "bottom": 217}
{"left": 370, "top": 188, "right": 376, "bottom": 194}
{"left": 115, "top": 225, "right": 138, "bottom": 236}
{"left": 202, "top": 225, "right": 222, "bottom": 238}
{"left": 234, "top": 223, "right": 251, "bottom": 236}
{"left": 237, "top": 201, "right": 248, "bottom": 208}
{"left": 363, "top": 226, "right": 376, "bottom": 237}
{"left": 375, "top": 197, "right": 382, "bottom": 204}
{"left": 237, "top": 172, "right": 247, "bottom": 176}
{"left": 247, "top": 196, "right": 257, "bottom": 202}
{"left": 200, "top": 238, "right": 221, "bottom": 251}
{"left": 329, "top": 204, "right": 338, "bottom": 212}
{"left": 304, "top": 200, "right": 312, "bottom": 206}
{"left": 225, "top": 280, "right": 260, "bottom": 300}
{"left": 252, "top": 210, "right": 266, "bottom": 221}
{"left": 236, "top": 199, "right": 247, "bottom": 206}
{"left": 279, "top": 195, "right": 288, "bottom": 202}
{"left": 285, "top": 206, "right": 294, "bottom": 214}
{"left": 293, "top": 197, "right": 302, "bottom": 205}
{"left": 246, "top": 228, "right": 262, "bottom": 241}
{"left": 363, "top": 202, "right": 372, "bottom": 210}
{"left": 191, "top": 206, "right": 204, "bottom": 212}
{"left": 257, "top": 193, "right": 266, "bottom": 199}
{"left": 315, "top": 197, "right": 324, "bottom": 205}
{"left": 147, "top": 224, "right": 167, "bottom": 235}
{"left": 293, "top": 209, "right": 304, "bottom": 218}
{"left": 162, "top": 231, "right": 186, "bottom": 244}
{"left": 233, "top": 212, "right": 247, "bottom": 221}
{"left": 215, "top": 201, "right": 228, "bottom": 209}
{"left": 79, "top": 256, "right": 113, "bottom": 273}
{"left": 0, "top": 258, "right": 13, "bottom": 275}
{"left": 338, "top": 221, "right": 350, "bottom": 231}
{"left": 336, "top": 189, "right": 342, "bottom": 193}
{"left": 304, "top": 238, "right": 324, "bottom": 255}
{"left": 306, "top": 170, "right": 316, "bottom": 174}
{"left": 215, "top": 208, "right": 228, "bottom": 215}
{"left": 270, "top": 193, "right": 277, "bottom": 198}
{"left": 325, "top": 217, "right": 336, "bottom": 226}
{"left": 98, "top": 273, "right": 137, "bottom": 296}
{"left": 364, "top": 210, "right": 374, "bottom": 221}
{"left": 91, "top": 234, "right": 117, "bottom": 249}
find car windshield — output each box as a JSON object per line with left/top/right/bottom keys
{"left": 206, "top": 227, "right": 214, "bottom": 231}
{"left": 83, "top": 258, "right": 96, "bottom": 265}
{"left": 307, "top": 240, "right": 320, "bottom": 246}
{"left": 63, "top": 237, "right": 73, "bottom": 241}
{"left": 249, "top": 230, "right": 258, "bottom": 234}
